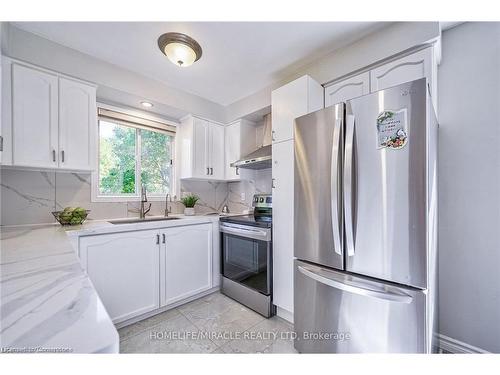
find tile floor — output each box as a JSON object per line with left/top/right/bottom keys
{"left": 118, "top": 292, "right": 297, "bottom": 353}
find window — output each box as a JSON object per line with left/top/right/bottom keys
{"left": 93, "top": 107, "right": 176, "bottom": 201}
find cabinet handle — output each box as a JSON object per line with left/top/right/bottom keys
{"left": 61, "top": 150, "right": 65, "bottom": 163}
{"left": 52, "top": 149, "right": 56, "bottom": 162}
{"left": 236, "top": 167, "right": 239, "bottom": 176}
{"left": 210, "top": 167, "right": 213, "bottom": 175}
{"left": 0, "top": 136, "right": 3, "bottom": 152}
{"left": 206, "top": 167, "right": 210, "bottom": 175}
{"left": 272, "top": 130, "right": 276, "bottom": 141}
{"left": 156, "top": 234, "right": 160, "bottom": 245}
{"left": 162, "top": 233, "right": 166, "bottom": 244}
{"left": 272, "top": 178, "right": 276, "bottom": 189}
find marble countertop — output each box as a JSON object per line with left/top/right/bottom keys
{"left": 0, "top": 213, "right": 225, "bottom": 353}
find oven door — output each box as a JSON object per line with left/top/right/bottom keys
{"left": 220, "top": 223, "right": 272, "bottom": 296}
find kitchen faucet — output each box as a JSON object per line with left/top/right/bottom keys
{"left": 164, "top": 193, "right": 172, "bottom": 217}
{"left": 140, "top": 185, "right": 152, "bottom": 219}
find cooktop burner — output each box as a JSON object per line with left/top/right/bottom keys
{"left": 219, "top": 214, "right": 272, "bottom": 228}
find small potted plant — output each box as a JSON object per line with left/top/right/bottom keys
{"left": 180, "top": 194, "right": 199, "bottom": 216}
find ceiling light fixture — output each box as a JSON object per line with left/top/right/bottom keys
{"left": 158, "top": 32, "right": 202, "bottom": 68}
{"left": 140, "top": 101, "right": 154, "bottom": 108}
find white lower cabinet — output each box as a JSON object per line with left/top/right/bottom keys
{"left": 160, "top": 224, "right": 212, "bottom": 306}
{"left": 79, "top": 230, "right": 160, "bottom": 324}
{"left": 79, "top": 223, "right": 214, "bottom": 324}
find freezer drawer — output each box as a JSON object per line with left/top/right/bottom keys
{"left": 294, "top": 260, "right": 427, "bottom": 353}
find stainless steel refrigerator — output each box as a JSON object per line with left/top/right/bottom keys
{"left": 293, "top": 78, "right": 438, "bottom": 353}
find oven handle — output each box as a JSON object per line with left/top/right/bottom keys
{"left": 220, "top": 223, "right": 271, "bottom": 241}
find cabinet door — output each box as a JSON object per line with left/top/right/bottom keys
{"left": 161, "top": 224, "right": 212, "bottom": 306}
{"left": 59, "top": 78, "right": 96, "bottom": 170}
{"left": 325, "top": 72, "right": 370, "bottom": 107}
{"left": 209, "top": 122, "right": 225, "bottom": 180}
{"left": 271, "top": 139, "right": 295, "bottom": 314}
{"left": 272, "top": 76, "right": 315, "bottom": 143}
{"left": 192, "top": 117, "right": 209, "bottom": 178}
{"left": 370, "top": 48, "right": 433, "bottom": 93}
{"left": 79, "top": 230, "right": 160, "bottom": 323}
{"left": 271, "top": 76, "right": 323, "bottom": 143}
{"left": 12, "top": 64, "right": 58, "bottom": 168}
{"left": 225, "top": 122, "right": 240, "bottom": 180}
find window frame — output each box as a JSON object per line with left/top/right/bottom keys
{"left": 91, "top": 104, "right": 178, "bottom": 203}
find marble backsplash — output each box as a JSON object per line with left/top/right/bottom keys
{"left": 0, "top": 168, "right": 271, "bottom": 226}
{"left": 227, "top": 169, "right": 272, "bottom": 213}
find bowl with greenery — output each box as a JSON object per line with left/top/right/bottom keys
{"left": 180, "top": 194, "right": 199, "bottom": 216}
{"left": 53, "top": 207, "right": 90, "bottom": 226}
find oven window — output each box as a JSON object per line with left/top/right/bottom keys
{"left": 222, "top": 233, "right": 270, "bottom": 295}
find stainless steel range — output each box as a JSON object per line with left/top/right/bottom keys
{"left": 220, "top": 193, "right": 275, "bottom": 317}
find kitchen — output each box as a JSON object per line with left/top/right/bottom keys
{"left": 0, "top": 5, "right": 499, "bottom": 371}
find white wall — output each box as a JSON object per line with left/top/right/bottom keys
{"left": 226, "top": 22, "right": 440, "bottom": 122}
{"left": 438, "top": 22, "right": 500, "bottom": 353}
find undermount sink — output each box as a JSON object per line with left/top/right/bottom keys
{"left": 108, "top": 217, "right": 181, "bottom": 225}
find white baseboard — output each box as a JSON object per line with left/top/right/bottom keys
{"left": 437, "top": 334, "right": 490, "bottom": 353}
{"left": 276, "top": 306, "right": 294, "bottom": 324}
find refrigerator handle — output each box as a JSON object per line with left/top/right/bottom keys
{"left": 344, "top": 114, "right": 355, "bottom": 257}
{"left": 298, "top": 265, "right": 413, "bottom": 304}
{"left": 331, "top": 118, "right": 342, "bottom": 256}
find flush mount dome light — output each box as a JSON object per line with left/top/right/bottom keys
{"left": 158, "top": 32, "right": 202, "bottom": 67}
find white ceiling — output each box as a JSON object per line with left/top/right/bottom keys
{"left": 13, "top": 22, "right": 389, "bottom": 106}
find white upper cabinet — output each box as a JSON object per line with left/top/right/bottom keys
{"left": 179, "top": 115, "right": 225, "bottom": 180}
{"left": 325, "top": 71, "right": 370, "bottom": 107}
{"left": 224, "top": 119, "right": 257, "bottom": 181}
{"left": 6, "top": 61, "right": 97, "bottom": 170}
{"left": 192, "top": 117, "right": 209, "bottom": 177}
{"left": 58, "top": 77, "right": 97, "bottom": 170}
{"left": 370, "top": 47, "right": 436, "bottom": 107}
{"left": 209, "top": 122, "right": 225, "bottom": 180}
{"left": 12, "top": 64, "right": 59, "bottom": 168}
{"left": 271, "top": 75, "right": 323, "bottom": 143}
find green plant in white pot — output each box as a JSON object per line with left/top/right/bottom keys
{"left": 181, "top": 194, "right": 199, "bottom": 216}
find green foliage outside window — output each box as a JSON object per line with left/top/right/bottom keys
{"left": 98, "top": 119, "right": 173, "bottom": 196}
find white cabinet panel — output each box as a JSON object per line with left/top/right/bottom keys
{"left": 192, "top": 117, "right": 209, "bottom": 178}
{"left": 79, "top": 230, "right": 160, "bottom": 324}
{"left": 271, "top": 75, "right": 323, "bottom": 319}
{"left": 271, "top": 139, "right": 295, "bottom": 314}
{"left": 325, "top": 72, "right": 370, "bottom": 106}
{"left": 370, "top": 48, "right": 433, "bottom": 94}
{"left": 224, "top": 119, "right": 257, "bottom": 181}
{"left": 161, "top": 224, "right": 212, "bottom": 306}
{"left": 271, "top": 75, "right": 323, "bottom": 143}
{"left": 12, "top": 64, "right": 58, "bottom": 168}
{"left": 209, "top": 123, "right": 225, "bottom": 180}
{"left": 58, "top": 77, "right": 96, "bottom": 170}
{"left": 225, "top": 121, "right": 240, "bottom": 180}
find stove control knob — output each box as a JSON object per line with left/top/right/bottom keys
{"left": 259, "top": 198, "right": 264, "bottom": 203}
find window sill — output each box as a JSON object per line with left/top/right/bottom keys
{"left": 91, "top": 195, "right": 171, "bottom": 203}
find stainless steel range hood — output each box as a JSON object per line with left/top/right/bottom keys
{"left": 231, "top": 113, "right": 272, "bottom": 170}
{"left": 231, "top": 144, "right": 272, "bottom": 170}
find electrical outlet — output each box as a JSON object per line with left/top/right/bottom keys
{"left": 240, "top": 192, "right": 246, "bottom": 202}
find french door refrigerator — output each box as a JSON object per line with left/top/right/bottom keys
{"left": 293, "top": 78, "right": 438, "bottom": 353}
